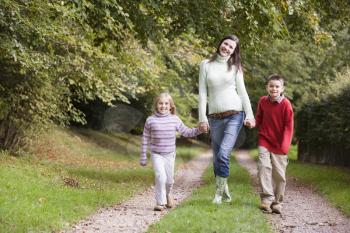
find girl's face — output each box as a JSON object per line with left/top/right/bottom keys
{"left": 219, "top": 39, "right": 237, "bottom": 57}
{"left": 266, "top": 80, "right": 284, "bottom": 101}
{"left": 156, "top": 97, "right": 171, "bottom": 115}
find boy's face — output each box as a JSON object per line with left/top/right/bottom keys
{"left": 157, "top": 97, "right": 170, "bottom": 115}
{"left": 266, "top": 79, "right": 284, "bottom": 100}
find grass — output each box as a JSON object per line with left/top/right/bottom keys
{"left": 147, "top": 158, "right": 273, "bottom": 233}
{"left": 287, "top": 146, "right": 350, "bottom": 216}
{"left": 0, "top": 127, "right": 207, "bottom": 233}
{"left": 250, "top": 145, "right": 350, "bottom": 216}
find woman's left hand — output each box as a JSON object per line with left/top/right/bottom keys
{"left": 244, "top": 119, "right": 256, "bottom": 129}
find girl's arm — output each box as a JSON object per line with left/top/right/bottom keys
{"left": 140, "top": 119, "right": 151, "bottom": 166}
{"left": 177, "top": 116, "right": 201, "bottom": 138}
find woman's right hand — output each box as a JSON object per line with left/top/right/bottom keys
{"left": 198, "top": 122, "right": 209, "bottom": 133}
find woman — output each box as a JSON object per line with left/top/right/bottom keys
{"left": 198, "top": 35, "right": 255, "bottom": 204}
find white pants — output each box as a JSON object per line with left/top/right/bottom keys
{"left": 151, "top": 151, "right": 176, "bottom": 205}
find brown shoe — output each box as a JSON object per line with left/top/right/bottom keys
{"left": 271, "top": 203, "right": 282, "bottom": 214}
{"left": 166, "top": 194, "right": 174, "bottom": 208}
{"left": 260, "top": 202, "right": 272, "bottom": 213}
{"left": 153, "top": 205, "right": 166, "bottom": 211}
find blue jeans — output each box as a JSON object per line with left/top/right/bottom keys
{"left": 209, "top": 112, "right": 244, "bottom": 178}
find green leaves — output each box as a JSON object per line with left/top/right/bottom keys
{"left": 1, "top": 0, "right": 349, "bottom": 152}
{"left": 296, "top": 68, "right": 350, "bottom": 150}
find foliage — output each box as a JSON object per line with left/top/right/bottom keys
{"left": 243, "top": 20, "right": 349, "bottom": 148}
{"left": 0, "top": 0, "right": 140, "bottom": 151}
{"left": 296, "top": 68, "right": 350, "bottom": 150}
{"left": 1, "top": 0, "right": 349, "bottom": 152}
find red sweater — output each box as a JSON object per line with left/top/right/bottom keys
{"left": 255, "top": 96, "right": 294, "bottom": 155}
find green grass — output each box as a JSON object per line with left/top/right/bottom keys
{"left": 147, "top": 159, "right": 273, "bottom": 233}
{"left": 0, "top": 127, "right": 207, "bottom": 233}
{"left": 250, "top": 145, "right": 350, "bottom": 216}
{"left": 286, "top": 146, "right": 350, "bottom": 216}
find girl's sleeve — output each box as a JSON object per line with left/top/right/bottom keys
{"left": 236, "top": 68, "right": 254, "bottom": 120}
{"left": 176, "top": 116, "right": 200, "bottom": 138}
{"left": 140, "top": 119, "right": 151, "bottom": 165}
{"left": 198, "top": 60, "right": 208, "bottom": 123}
{"left": 281, "top": 100, "right": 294, "bottom": 154}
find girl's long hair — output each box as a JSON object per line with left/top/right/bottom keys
{"left": 209, "top": 35, "right": 242, "bottom": 72}
{"left": 153, "top": 93, "right": 176, "bottom": 115}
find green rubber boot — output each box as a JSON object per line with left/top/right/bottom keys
{"left": 222, "top": 183, "right": 232, "bottom": 202}
{"left": 212, "top": 176, "right": 226, "bottom": 204}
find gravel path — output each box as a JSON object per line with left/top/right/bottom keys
{"left": 235, "top": 150, "right": 350, "bottom": 233}
{"left": 63, "top": 151, "right": 211, "bottom": 233}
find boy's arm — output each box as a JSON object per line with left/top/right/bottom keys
{"left": 140, "top": 120, "right": 151, "bottom": 166}
{"left": 281, "top": 101, "right": 294, "bottom": 154}
{"left": 255, "top": 98, "right": 263, "bottom": 128}
{"left": 177, "top": 117, "right": 201, "bottom": 137}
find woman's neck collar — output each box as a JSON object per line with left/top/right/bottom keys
{"left": 215, "top": 54, "right": 230, "bottom": 63}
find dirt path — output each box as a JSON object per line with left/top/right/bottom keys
{"left": 235, "top": 150, "right": 350, "bottom": 233}
{"left": 63, "top": 151, "right": 211, "bottom": 233}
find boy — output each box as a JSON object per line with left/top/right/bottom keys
{"left": 255, "top": 74, "right": 294, "bottom": 214}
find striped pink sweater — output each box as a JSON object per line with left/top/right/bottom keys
{"left": 140, "top": 113, "right": 200, "bottom": 164}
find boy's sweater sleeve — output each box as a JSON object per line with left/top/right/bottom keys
{"left": 236, "top": 69, "right": 254, "bottom": 120}
{"left": 176, "top": 116, "right": 201, "bottom": 137}
{"left": 198, "top": 60, "right": 208, "bottom": 123}
{"left": 140, "top": 119, "right": 151, "bottom": 164}
{"left": 281, "top": 101, "right": 294, "bottom": 154}
{"left": 255, "top": 97, "right": 263, "bottom": 128}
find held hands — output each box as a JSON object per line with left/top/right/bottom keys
{"left": 198, "top": 122, "right": 209, "bottom": 133}
{"left": 244, "top": 119, "right": 256, "bottom": 129}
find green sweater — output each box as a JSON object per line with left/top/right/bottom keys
{"left": 198, "top": 55, "right": 254, "bottom": 123}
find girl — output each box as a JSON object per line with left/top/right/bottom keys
{"left": 198, "top": 35, "right": 255, "bottom": 204}
{"left": 140, "top": 93, "right": 202, "bottom": 211}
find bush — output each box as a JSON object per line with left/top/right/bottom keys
{"left": 296, "top": 68, "right": 350, "bottom": 166}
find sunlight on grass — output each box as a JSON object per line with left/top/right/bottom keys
{"left": 0, "top": 155, "right": 154, "bottom": 232}
{"left": 0, "top": 127, "right": 207, "bottom": 232}
{"left": 287, "top": 147, "right": 350, "bottom": 216}
{"left": 148, "top": 160, "right": 273, "bottom": 233}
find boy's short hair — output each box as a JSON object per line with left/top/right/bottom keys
{"left": 266, "top": 74, "right": 284, "bottom": 86}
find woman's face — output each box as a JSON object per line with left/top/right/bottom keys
{"left": 219, "top": 39, "right": 237, "bottom": 57}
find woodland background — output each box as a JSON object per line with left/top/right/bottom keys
{"left": 1, "top": 0, "right": 349, "bottom": 166}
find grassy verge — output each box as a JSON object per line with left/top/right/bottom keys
{"left": 0, "top": 127, "right": 207, "bottom": 233}
{"left": 250, "top": 146, "right": 350, "bottom": 216}
{"left": 147, "top": 158, "right": 273, "bottom": 233}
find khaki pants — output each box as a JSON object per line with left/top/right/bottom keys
{"left": 258, "top": 146, "right": 288, "bottom": 205}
